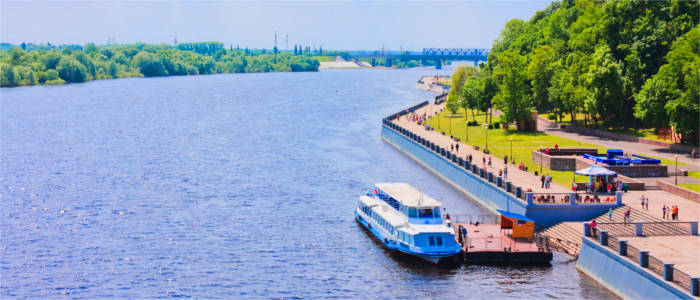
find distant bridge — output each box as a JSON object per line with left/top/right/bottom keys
{"left": 347, "top": 48, "right": 489, "bottom": 69}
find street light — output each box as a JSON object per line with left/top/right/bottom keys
{"left": 674, "top": 154, "right": 679, "bottom": 184}
{"left": 465, "top": 119, "right": 469, "bottom": 142}
{"left": 539, "top": 146, "right": 543, "bottom": 174}
{"left": 449, "top": 114, "right": 452, "bottom": 136}
{"left": 509, "top": 137, "right": 513, "bottom": 164}
{"left": 483, "top": 123, "right": 489, "bottom": 150}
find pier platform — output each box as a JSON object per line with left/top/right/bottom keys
{"left": 453, "top": 223, "right": 552, "bottom": 265}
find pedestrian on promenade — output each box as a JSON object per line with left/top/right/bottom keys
{"left": 504, "top": 155, "right": 508, "bottom": 165}
{"left": 608, "top": 208, "right": 613, "bottom": 221}
{"left": 641, "top": 196, "right": 645, "bottom": 210}
{"left": 590, "top": 220, "right": 597, "bottom": 237}
{"left": 504, "top": 167, "right": 508, "bottom": 180}
{"left": 541, "top": 175, "right": 546, "bottom": 188}
{"left": 482, "top": 156, "right": 486, "bottom": 166}
{"left": 488, "top": 156, "right": 492, "bottom": 167}
{"left": 673, "top": 205, "right": 679, "bottom": 220}
{"left": 468, "top": 154, "right": 473, "bottom": 162}
{"left": 456, "top": 144, "right": 459, "bottom": 153}
{"left": 451, "top": 144, "right": 454, "bottom": 152}
{"left": 644, "top": 195, "right": 649, "bottom": 210}
{"left": 546, "top": 175, "right": 551, "bottom": 189}
{"left": 662, "top": 205, "right": 667, "bottom": 219}
{"left": 624, "top": 208, "right": 631, "bottom": 225}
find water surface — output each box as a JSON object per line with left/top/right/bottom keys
{"left": 1, "top": 66, "right": 617, "bottom": 298}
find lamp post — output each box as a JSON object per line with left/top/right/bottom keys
{"left": 539, "top": 146, "right": 543, "bottom": 174}
{"left": 509, "top": 137, "right": 513, "bottom": 164}
{"left": 675, "top": 154, "right": 679, "bottom": 185}
{"left": 573, "top": 154, "right": 577, "bottom": 182}
{"left": 483, "top": 123, "right": 489, "bottom": 150}
{"left": 449, "top": 114, "right": 452, "bottom": 136}
{"left": 465, "top": 119, "right": 469, "bottom": 142}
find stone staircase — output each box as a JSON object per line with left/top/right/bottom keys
{"left": 537, "top": 206, "right": 691, "bottom": 257}
{"left": 537, "top": 222, "right": 583, "bottom": 257}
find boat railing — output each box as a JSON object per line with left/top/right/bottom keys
{"left": 449, "top": 214, "right": 499, "bottom": 224}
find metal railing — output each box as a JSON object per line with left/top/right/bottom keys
{"left": 673, "top": 268, "right": 693, "bottom": 292}
{"left": 589, "top": 229, "right": 699, "bottom": 296}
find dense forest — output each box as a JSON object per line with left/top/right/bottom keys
{"left": 0, "top": 42, "right": 320, "bottom": 87}
{"left": 446, "top": 0, "right": 699, "bottom": 142}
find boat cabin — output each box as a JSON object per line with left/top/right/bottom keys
{"left": 373, "top": 183, "right": 444, "bottom": 225}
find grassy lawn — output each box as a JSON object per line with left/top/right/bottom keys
{"left": 687, "top": 171, "right": 700, "bottom": 179}
{"left": 313, "top": 56, "right": 336, "bottom": 62}
{"left": 679, "top": 183, "right": 700, "bottom": 193}
{"left": 542, "top": 113, "right": 674, "bottom": 143}
{"left": 428, "top": 108, "right": 606, "bottom": 187}
{"left": 428, "top": 108, "right": 690, "bottom": 186}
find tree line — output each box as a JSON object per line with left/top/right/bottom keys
{"left": 446, "top": 0, "right": 699, "bottom": 142}
{"left": 0, "top": 41, "right": 320, "bottom": 87}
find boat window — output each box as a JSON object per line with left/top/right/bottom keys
{"left": 408, "top": 208, "right": 417, "bottom": 218}
{"left": 436, "top": 236, "right": 443, "bottom": 246}
{"left": 428, "top": 236, "right": 435, "bottom": 246}
{"left": 419, "top": 208, "right": 433, "bottom": 218}
{"left": 433, "top": 209, "right": 441, "bottom": 218}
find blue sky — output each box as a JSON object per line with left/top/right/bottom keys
{"left": 1, "top": 1, "right": 551, "bottom": 50}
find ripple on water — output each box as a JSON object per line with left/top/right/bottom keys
{"left": 1, "top": 69, "right": 618, "bottom": 299}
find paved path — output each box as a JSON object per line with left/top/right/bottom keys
{"left": 393, "top": 102, "right": 700, "bottom": 222}
{"left": 537, "top": 119, "right": 700, "bottom": 172}
{"left": 394, "top": 103, "right": 569, "bottom": 195}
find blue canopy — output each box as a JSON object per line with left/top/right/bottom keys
{"left": 496, "top": 209, "right": 534, "bottom": 223}
{"left": 575, "top": 165, "right": 618, "bottom": 177}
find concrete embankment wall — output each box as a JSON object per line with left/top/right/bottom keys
{"left": 381, "top": 125, "right": 527, "bottom": 216}
{"left": 577, "top": 238, "right": 694, "bottom": 300}
{"left": 382, "top": 122, "right": 620, "bottom": 227}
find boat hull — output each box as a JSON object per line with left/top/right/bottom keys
{"left": 355, "top": 210, "right": 461, "bottom": 265}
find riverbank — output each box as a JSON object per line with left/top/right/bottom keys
{"left": 383, "top": 96, "right": 700, "bottom": 298}
{"left": 0, "top": 43, "right": 320, "bottom": 87}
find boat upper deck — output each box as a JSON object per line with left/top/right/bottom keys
{"left": 375, "top": 182, "right": 441, "bottom": 208}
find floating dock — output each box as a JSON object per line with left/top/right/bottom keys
{"left": 452, "top": 210, "right": 552, "bottom": 265}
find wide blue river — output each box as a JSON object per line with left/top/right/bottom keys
{"left": 1, "top": 66, "right": 616, "bottom": 298}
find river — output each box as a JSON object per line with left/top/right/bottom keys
{"left": 0, "top": 65, "right": 617, "bottom": 298}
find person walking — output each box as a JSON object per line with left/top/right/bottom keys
{"left": 488, "top": 156, "right": 492, "bottom": 167}
{"left": 644, "top": 195, "right": 649, "bottom": 210}
{"left": 541, "top": 175, "right": 546, "bottom": 188}
{"left": 673, "top": 205, "right": 679, "bottom": 220}
{"left": 504, "top": 167, "right": 508, "bottom": 180}
{"left": 624, "top": 208, "right": 631, "bottom": 225}
{"left": 608, "top": 208, "right": 613, "bottom": 221}
{"left": 451, "top": 144, "right": 454, "bottom": 152}
{"left": 455, "top": 143, "right": 459, "bottom": 153}
{"left": 504, "top": 155, "right": 508, "bottom": 165}
{"left": 641, "top": 196, "right": 645, "bottom": 210}
{"left": 662, "top": 205, "right": 667, "bottom": 219}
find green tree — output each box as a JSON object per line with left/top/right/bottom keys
{"left": 585, "top": 44, "right": 624, "bottom": 127}
{"left": 57, "top": 57, "right": 87, "bottom": 83}
{"left": 1, "top": 63, "right": 19, "bottom": 87}
{"left": 493, "top": 50, "right": 531, "bottom": 128}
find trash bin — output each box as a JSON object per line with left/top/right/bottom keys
{"left": 623, "top": 184, "right": 629, "bottom": 193}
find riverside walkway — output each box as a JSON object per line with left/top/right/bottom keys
{"left": 393, "top": 103, "right": 569, "bottom": 195}
{"left": 388, "top": 101, "right": 700, "bottom": 296}
{"left": 393, "top": 102, "right": 700, "bottom": 223}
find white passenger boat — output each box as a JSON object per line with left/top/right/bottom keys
{"left": 355, "top": 183, "right": 462, "bottom": 264}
